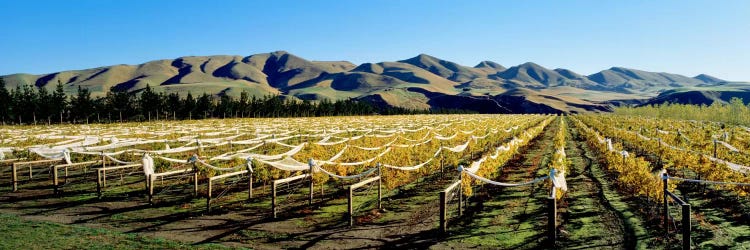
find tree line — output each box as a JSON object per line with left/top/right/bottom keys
{"left": 613, "top": 97, "right": 750, "bottom": 126}
{"left": 0, "top": 79, "right": 473, "bottom": 125}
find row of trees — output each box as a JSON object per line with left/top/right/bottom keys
{"left": 0, "top": 79, "right": 473, "bottom": 125}
{"left": 614, "top": 98, "right": 750, "bottom": 126}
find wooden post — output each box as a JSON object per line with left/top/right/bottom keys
{"left": 102, "top": 152, "right": 106, "bottom": 187}
{"left": 309, "top": 161, "right": 314, "bottom": 206}
{"left": 713, "top": 140, "right": 717, "bottom": 158}
{"left": 207, "top": 178, "right": 213, "bottom": 213}
{"left": 29, "top": 165, "right": 32, "bottom": 179}
{"left": 377, "top": 164, "right": 382, "bottom": 210}
{"left": 272, "top": 182, "right": 277, "bottom": 219}
{"left": 682, "top": 203, "right": 691, "bottom": 250}
{"left": 548, "top": 189, "right": 557, "bottom": 245}
{"left": 148, "top": 175, "right": 154, "bottom": 205}
{"left": 248, "top": 172, "right": 253, "bottom": 200}
{"left": 458, "top": 170, "right": 463, "bottom": 216}
{"left": 440, "top": 155, "right": 444, "bottom": 177}
{"left": 144, "top": 174, "right": 149, "bottom": 198}
{"left": 193, "top": 164, "right": 199, "bottom": 197}
{"left": 662, "top": 175, "right": 669, "bottom": 236}
{"left": 96, "top": 169, "right": 102, "bottom": 199}
{"left": 439, "top": 191, "right": 447, "bottom": 233}
{"left": 348, "top": 185, "right": 354, "bottom": 227}
{"left": 11, "top": 163, "right": 17, "bottom": 192}
{"left": 53, "top": 165, "right": 59, "bottom": 194}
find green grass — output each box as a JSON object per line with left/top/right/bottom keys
{"left": 570, "top": 120, "right": 655, "bottom": 249}
{"left": 671, "top": 188, "right": 750, "bottom": 249}
{"left": 437, "top": 117, "right": 558, "bottom": 249}
{"left": 0, "top": 213, "right": 232, "bottom": 250}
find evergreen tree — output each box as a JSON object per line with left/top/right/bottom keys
{"left": 195, "top": 93, "right": 213, "bottom": 119}
{"left": 51, "top": 82, "right": 68, "bottom": 123}
{"left": 138, "top": 84, "right": 161, "bottom": 121}
{"left": 36, "top": 85, "right": 51, "bottom": 124}
{"left": 182, "top": 92, "right": 196, "bottom": 119}
{"left": 70, "top": 86, "right": 94, "bottom": 123}
{"left": 0, "top": 78, "right": 10, "bottom": 124}
{"left": 165, "top": 92, "right": 182, "bottom": 119}
{"left": 105, "top": 87, "right": 134, "bottom": 122}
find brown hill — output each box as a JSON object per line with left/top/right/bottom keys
{"left": 1, "top": 51, "right": 741, "bottom": 114}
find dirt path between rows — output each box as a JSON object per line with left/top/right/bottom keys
{"left": 557, "top": 118, "right": 630, "bottom": 249}
{"left": 431, "top": 116, "right": 556, "bottom": 249}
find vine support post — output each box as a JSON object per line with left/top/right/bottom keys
{"left": 548, "top": 189, "right": 557, "bottom": 246}
{"left": 658, "top": 138, "right": 664, "bottom": 167}
{"left": 348, "top": 185, "right": 354, "bottom": 227}
{"left": 53, "top": 165, "right": 59, "bottom": 194}
{"left": 11, "top": 163, "right": 17, "bottom": 192}
{"left": 661, "top": 173, "right": 669, "bottom": 236}
{"left": 193, "top": 162, "right": 199, "bottom": 197}
{"left": 377, "top": 163, "right": 382, "bottom": 210}
{"left": 96, "top": 169, "right": 102, "bottom": 199}
{"left": 102, "top": 151, "right": 107, "bottom": 187}
{"left": 439, "top": 141, "right": 444, "bottom": 178}
{"left": 272, "top": 182, "right": 277, "bottom": 219}
{"left": 458, "top": 166, "right": 463, "bottom": 217}
{"left": 439, "top": 190, "right": 447, "bottom": 234}
{"left": 148, "top": 174, "right": 154, "bottom": 205}
{"left": 247, "top": 158, "right": 253, "bottom": 200}
{"left": 207, "top": 178, "right": 213, "bottom": 213}
{"left": 682, "top": 202, "right": 691, "bottom": 250}
{"left": 713, "top": 139, "right": 717, "bottom": 158}
{"left": 308, "top": 160, "right": 314, "bottom": 206}
{"left": 248, "top": 172, "right": 253, "bottom": 200}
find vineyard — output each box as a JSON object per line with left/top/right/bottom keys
{"left": 0, "top": 114, "right": 749, "bottom": 249}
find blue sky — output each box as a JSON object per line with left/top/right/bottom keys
{"left": 1, "top": 0, "right": 748, "bottom": 80}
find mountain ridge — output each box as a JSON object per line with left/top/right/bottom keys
{"left": 1, "top": 51, "right": 742, "bottom": 114}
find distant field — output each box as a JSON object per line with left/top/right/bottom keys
{"left": 1, "top": 114, "right": 749, "bottom": 249}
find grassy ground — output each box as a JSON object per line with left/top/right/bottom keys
{"left": 0, "top": 213, "right": 229, "bottom": 250}
{"left": 433, "top": 116, "right": 558, "bottom": 249}
{"left": 558, "top": 119, "right": 628, "bottom": 249}
{"left": 563, "top": 117, "right": 657, "bottom": 249}
{"left": 578, "top": 116, "right": 750, "bottom": 249}
{"left": 672, "top": 182, "right": 750, "bottom": 249}
{"left": 13, "top": 116, "right": 749, "bottom": 249}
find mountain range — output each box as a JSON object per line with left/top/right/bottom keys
{"left": 2, "top": 51, "right": 747, "bottom": 113}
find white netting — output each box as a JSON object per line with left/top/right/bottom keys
{"left": 462, "top": 157, "right": 486, "bottom": 173}
{"left": 256, "top": 156, "right": 310, "bottom": 171}
{"left": 382, "top": 147, "right": 442, "bottom": 171}
{"left": 550, "top": 168, "right": 568, "bottom": 192}
{"left": 715, "top": 140, "right": 740, "bottom": 152}
{"left": 142, "top": 154, "right": 155, "bottom": 176}
{"left": 214, "top": 143, "right": 306, "bottom": 161}
{"left": 442, "top": 139, "right": 471, "bottom": 153}
{"left": 105, "top": 154, "right": 136, "bottom": 164}
{"left": 315, "top": 147, "right": 391, "bottom": 166}
{"left": 315, "top": 165, "right": 377, "bottom": 180}
{"left": 461, "top": 166, "right": 549, "bottom": 187}
{"left": 29, "top": 148, "right": 72, "bottom": 164}
{"left": 197, "top": 157, "right": 252, "bottom": 172}
{"left": 156, "top": 155, "right": 190, "bottom": 163}
{"left": 434, "top": 132, "right": 458, "bottom": 141}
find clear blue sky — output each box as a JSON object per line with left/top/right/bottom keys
{"left": 1, "top": 0, "right": 748, "bottom": 81}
